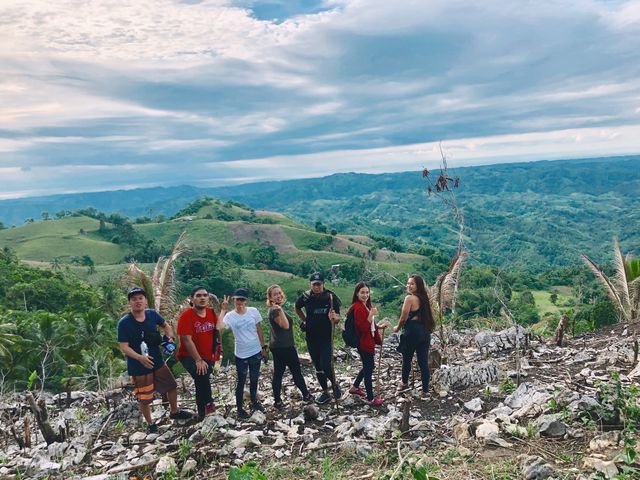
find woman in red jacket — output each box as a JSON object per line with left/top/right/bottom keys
{"left": 347, "top": 282, "right": 388, "bottom": 406}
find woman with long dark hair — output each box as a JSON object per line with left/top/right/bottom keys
{"left": 393, "top": 274, "right": 435, "bottom": 398}
{"left": 347, "top": 282, "right": 389, "bottom": 406}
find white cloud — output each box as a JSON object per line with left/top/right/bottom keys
{"left": 1, "top": 0, "right": 640, "bottom": 198}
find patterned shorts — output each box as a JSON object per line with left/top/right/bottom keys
{"left": 131, "top": 364, "right": 178, "bottom": 405}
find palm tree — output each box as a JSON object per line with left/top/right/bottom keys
{"left": 126, "top": 231, "right": 188, "bottom": 319}
{"left": 582, "top": 239, "right": 640, "bottom": 323}
{"left": 0, "top": 321, "right": 20, "bottom": 360}
{"left": 70, "top": 310, "right": 114, "bottom": 349}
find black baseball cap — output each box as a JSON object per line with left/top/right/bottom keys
{"left": 127, "top": 287, "right": 147, "bottom": 300}
{"left": 309, "top": 272, "right": 324, "bottom": 284}
{"left": 233, "top": 288, "right": 249, "bottom": 299}
{"left": 189, "top": 285, "right": 208, "bottom": 297}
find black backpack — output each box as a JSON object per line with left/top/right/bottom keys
{"left": 342, "top": 309, "right": 359, "bottom": 348}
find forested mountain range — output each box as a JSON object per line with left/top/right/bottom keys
{"left": 1, "top": 155, "right": 638, "bottom": 270}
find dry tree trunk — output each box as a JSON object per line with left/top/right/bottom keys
{"left": 23, "top": 416, "right": 31, "bottom": 448}
{"left": 554, "top": 315, "right": 570, "bottom": 347}
{"left": 26, "top": 392, "right": 64, "bottom": 445}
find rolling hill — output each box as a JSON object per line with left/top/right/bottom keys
{"left": 1, "top": 155, "right": 638, "bottom": 271}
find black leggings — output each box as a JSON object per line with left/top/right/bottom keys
{"left": 180, "top": 356, "right": 213, "bottom": 416}
{"left": 235, "top": 353, "right": 262, "bottom": 409}
{"left": 401, "top": 321, "right": 431, "bottom": 393}
{"left": 306, "top": 337, "right": 336, "bottom": 391}
{"left": 271, "top": 346, "right": 309, "bottom": 402}
{"left": 353, "top": 350, "right": 375, "bottom": 400}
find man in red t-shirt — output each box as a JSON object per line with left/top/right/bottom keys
{"left": 177, "top": 286, "right": 226, "bottom": 420}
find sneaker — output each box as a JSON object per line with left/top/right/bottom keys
{"left": 251, "top": 402, "right": 265, "bottom": 412}
{"left": 204, "top": 402, "right": 216, "bottom": 416}
{"left": 315, "top": 392, "right": 331, "bottom": 405}
{"left": 169, "top": 409, "right": 193, "bottom": 421}
{"left": 420, "top": 391, "right": 430, "bottom": 400}
{"left": 349, "top": 386, "right": 366, "bottom": 397}
{"left": 303, "top": 393, "right": 315, "bottom": 403}
{"left": 147, "top": 423, "right": 158, "bottom": 434}
{"left": 367, "top": 398, "right": 384, "bottom": 406}
{"left": 237, "top": 408, "right": 250, "bottom": 419}
{"left": 333, "top": 386, "right": 342, "bottom": 400}
{"left": 274, "top": 400, "right": 286, "bottom": 410}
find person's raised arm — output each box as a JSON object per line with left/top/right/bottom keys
{"left": 217, "top": 295, "right": 229, "bottom": 330}
{"left": 271, "top": 305, "right": 289, "bottom": 329}
{"left": 219, "top": 295, "right": 230, "bottom": 329}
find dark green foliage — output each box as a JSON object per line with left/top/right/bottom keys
{"left": 371, "top": 234, "right": 405, "bottom": 253}
{"left": 250, "top": 245, "right": 280, "bottom": 269}
{"left": 308, "top": 234, "right": 333, "bottom": 251}
{"left": 314, "top": 220, "right": 328, "bottom": 233}
{"left": 510, "top": 302, "right": 540, "bottom": 325}
{"left": 0, "top": 249, "right": 99, "bottom": 313}
{"left": 456, "top": 288, "right": 504, "bottom": 320}
{"left": 519, "top": 291, "right": 535, "bottom": 305}
{"left": 590, "top": 300, "right": 619, "bottom": 328}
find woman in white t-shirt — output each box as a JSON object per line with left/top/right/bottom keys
{"left": 220, "top": 288, "right": 268, "bottom": 419}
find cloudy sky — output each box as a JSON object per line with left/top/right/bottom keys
{"left": 2, "top": 0, "right": 640, "bottom": 199}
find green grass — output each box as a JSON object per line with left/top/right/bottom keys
{"left": 135, "top": 219, "right": 233, "bottom": 249}
{"left": 531, "top": 289, "right": 573, "bottom": 315}
{"left": 280, "top": 225, "right": 331, "bottom": 250}
{"left": 0, "top": 217, "right": 127, "bottom": 263}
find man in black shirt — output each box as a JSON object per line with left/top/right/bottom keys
{"left": 295, "top": 272, "right": 342, "bottom": 405}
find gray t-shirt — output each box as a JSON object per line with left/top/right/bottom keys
{"left": 268, "top": 307, "right": 295, "bottom": 349}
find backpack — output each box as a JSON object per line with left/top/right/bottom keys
{"left": 342, "top": 309, "right": 359, "bottom": 348}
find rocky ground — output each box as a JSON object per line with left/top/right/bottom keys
{"left": 1, "top": 321, "right": 639, "bottom": 480}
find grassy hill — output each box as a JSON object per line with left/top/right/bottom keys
{"left": 1, "top": 156, "right": 638, "bottom": 272}
{"left": 0, "top": 200, "right": 432, "bottom": 321}
{"left": 0, "top": 216, "right": 128, "bottom": 264}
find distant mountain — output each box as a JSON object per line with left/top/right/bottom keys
{"left": 1, "top": 155, "right": 638, "bottom": 269}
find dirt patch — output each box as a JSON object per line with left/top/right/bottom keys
{"left": 228, "top": 222, "right": 297, "bottom": 252}
{"left": 255, "top": 210, "right": 288, "bottom": 219}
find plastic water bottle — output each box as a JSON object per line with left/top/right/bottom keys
{"left": 140, "top": 340, "right": 149, "bottom": 357}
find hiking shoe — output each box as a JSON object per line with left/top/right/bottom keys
{"left": 420, "top": 391, "right": 430, "bottom": 400}
{"left": 349, "top": 386, "right": 366, "bottom": 397}
{"left": 333, "top": 386, "right": 342, "bottom": 400}
{"left": 251, "top": 402, "right": 265, "bottom": 412}
{"left": 397, "top": 383, "right": 409, "bottom": 393}
{"left": 274, "top": 400, "right": 286, "bottom": 410}
{"left": 169, "top": 409, "right": 193, "bottom": 421}
{"left": 205, "top": 402, "right": 216, "bottom": 416}
{"left": 315, "top": 392, "right": 331, "bottom": 405}
{"left": 367, "top": 398, "right": 384, "bottom": 406}
{"left": 303, "top": 393, "right": 315, "bottom": 403}
{"left": 237, "top": 408, "right": 250, "bottom": 419}
{"left": 147, "top": 423, "right": 158, "bottom": 434}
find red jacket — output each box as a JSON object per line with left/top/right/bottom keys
{"left": 353, "top": 302, "right": 382, "bottom": 354}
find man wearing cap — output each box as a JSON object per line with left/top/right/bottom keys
{"left": 295, "top": 272, "right": 342, "bottom": 405}
{"left": 220, "top": 288, "right": 268, "bottom": 419}
{"left": 176, "top": 286, "right": 226, "bottom": 421}
{"left": 118, "top": 287, "right": 193, "bottom": 432}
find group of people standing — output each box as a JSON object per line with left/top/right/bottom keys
{"left": 117, "top": 272, "right": 435, "bottom": 432}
